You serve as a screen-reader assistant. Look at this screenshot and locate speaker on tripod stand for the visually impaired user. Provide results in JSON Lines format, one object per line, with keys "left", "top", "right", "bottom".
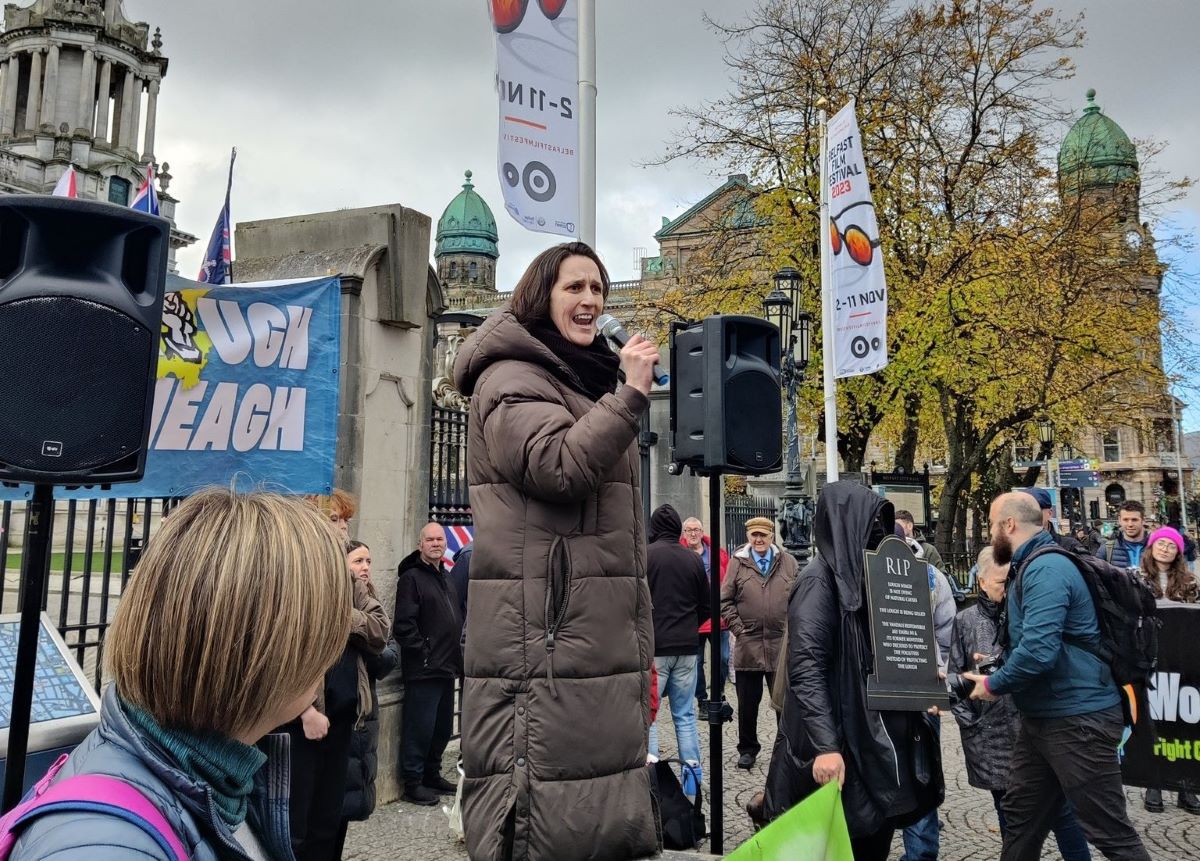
{"left": 0, "top": 195, "right": 169, "bottom": 811}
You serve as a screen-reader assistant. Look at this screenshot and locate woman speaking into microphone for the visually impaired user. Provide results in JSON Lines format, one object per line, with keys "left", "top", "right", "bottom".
{"left": 452, "top": 241, "right": 661, "bottom": 860}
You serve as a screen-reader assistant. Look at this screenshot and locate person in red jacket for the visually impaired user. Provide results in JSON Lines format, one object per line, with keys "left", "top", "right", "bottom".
{"left": 682, "top": 517, "right": 730, "bottom": 705}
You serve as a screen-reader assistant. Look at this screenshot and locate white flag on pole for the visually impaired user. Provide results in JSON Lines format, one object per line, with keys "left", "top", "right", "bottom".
{"left": 490, "top": 0, "right": 579, "bottom": 238}
{"left": 826, "top": 100, "right": 888, "bottom": 379}
{"left": 52, "top": 164, "right": 77, "bottom": 198}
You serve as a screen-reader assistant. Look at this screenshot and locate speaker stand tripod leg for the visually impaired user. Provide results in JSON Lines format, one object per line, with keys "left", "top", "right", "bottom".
{"left": 2, "top": 483, "right": 54, "bottom": 811}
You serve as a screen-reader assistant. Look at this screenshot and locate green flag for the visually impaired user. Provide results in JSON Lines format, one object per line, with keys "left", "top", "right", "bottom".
{"left": 725, "top": 782, "right": 853, "bottom": 860}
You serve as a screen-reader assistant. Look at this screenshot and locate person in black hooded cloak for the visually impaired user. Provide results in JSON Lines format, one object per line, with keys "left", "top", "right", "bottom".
{"left": 762, "top": 481, "right": 944, "bottom": 860}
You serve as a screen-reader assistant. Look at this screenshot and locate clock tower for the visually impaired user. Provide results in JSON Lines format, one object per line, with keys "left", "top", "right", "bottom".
{"left": 1057, "top": 88, "right": 1147, "bottom": 254}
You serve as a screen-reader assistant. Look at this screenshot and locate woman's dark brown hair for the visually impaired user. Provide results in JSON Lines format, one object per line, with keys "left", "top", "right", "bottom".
{"left": 509, "top": 241, "right": 610, "bottom": 324}
{"left": 1140, "top": 542, "right": 1199, "bottom": 602}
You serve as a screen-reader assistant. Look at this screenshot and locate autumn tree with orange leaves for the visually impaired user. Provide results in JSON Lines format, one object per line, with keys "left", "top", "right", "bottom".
{"left": 652, "top": 0, "right": 1191, "bottom": 555}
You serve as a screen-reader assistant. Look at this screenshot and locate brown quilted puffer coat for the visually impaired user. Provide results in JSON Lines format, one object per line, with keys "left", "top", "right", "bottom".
{"left": 452, "top": 308, "right": 659, "bottom": 861}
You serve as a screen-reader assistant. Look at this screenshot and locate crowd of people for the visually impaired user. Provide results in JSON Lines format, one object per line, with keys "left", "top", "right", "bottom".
{"left": 6, "top": 240, "right": 1198, "bottom": 861}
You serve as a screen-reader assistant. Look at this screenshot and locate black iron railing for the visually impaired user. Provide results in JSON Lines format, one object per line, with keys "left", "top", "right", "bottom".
{"left": 941, "top": 552, "right": 978, "bottom": 596}
{"left": 429, "top": 406, "right": 471, "bottom": 524}
{"left": 1, "top": 496, "right": 180, "bottom": 690}
{"left": 724, "top": 495, "right": 778, "bottom": 555}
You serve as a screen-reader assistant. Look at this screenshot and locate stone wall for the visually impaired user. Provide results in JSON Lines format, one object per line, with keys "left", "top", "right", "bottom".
{"left": 236, "top": 202, "right": 445, "bottom": 805}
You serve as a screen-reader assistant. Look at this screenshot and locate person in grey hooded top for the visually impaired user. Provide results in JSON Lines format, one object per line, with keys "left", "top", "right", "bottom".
{"left": 9, "top": 489, "right": 352, "bottom": 861}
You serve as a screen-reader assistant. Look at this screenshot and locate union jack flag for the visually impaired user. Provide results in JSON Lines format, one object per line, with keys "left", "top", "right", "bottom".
{"left": 198, "top": 148, "right": 236, "bottom": 285}
{"left": 443, "top": 524, "right": 474, "bottom": 570}
{"left": 130, "top": 163, "right": 159, "bottom": 216}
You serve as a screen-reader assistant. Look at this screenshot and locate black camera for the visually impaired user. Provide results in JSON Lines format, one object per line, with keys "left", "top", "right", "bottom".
{"left": 947, "top": 655, "right": 1002, "bottom": 704}
{"left": 947, "top": 674, "right": 974, "bottom": 704}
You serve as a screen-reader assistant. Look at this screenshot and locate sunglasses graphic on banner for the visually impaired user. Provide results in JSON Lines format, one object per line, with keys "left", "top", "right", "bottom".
{"left": 491, "top": 0, "right": 569, "bottom": 33}
{"left": 830, "top": 200, "right": 882, "bottom": 267}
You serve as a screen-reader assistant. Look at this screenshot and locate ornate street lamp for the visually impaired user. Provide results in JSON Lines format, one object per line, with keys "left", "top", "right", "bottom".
{"left": 794, "top": 310, "right": 812, "bottom": 369}
{"left": 1038, "top": 419, "right": 1055, "bottom": 448}
{"left": 764, "top": 269, "right": 814, "bottom": 561}
{"left": 1036, "top": 419, "right": 1058, "bottom": 525}
{"left": 762, "top": 286, "right": 793, "bottom": 348}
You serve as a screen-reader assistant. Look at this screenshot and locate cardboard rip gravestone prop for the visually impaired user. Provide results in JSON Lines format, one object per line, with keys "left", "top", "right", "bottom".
{"left": 864, "top": 536, "right": 949, "bottom": 711}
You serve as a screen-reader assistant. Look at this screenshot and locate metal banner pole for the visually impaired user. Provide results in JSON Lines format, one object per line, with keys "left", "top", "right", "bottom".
{"left": 706, "top": 471, "right": 725, "bottom": 854}
{"left": 819, "top": 105, "right": 839, "bottom": 482}
{"left": 576, "top": 0, "right": 597, "bottom": 246}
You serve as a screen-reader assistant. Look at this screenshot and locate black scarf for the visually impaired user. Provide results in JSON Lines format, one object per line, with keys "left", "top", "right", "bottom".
{"left": 528, "top": 318, "right": 620, "bottom": 402}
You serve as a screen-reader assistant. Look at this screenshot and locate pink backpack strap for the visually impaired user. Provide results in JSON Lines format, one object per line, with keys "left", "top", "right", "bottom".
{"left": 0, "top": 755, "right": 189, "bottom": 861}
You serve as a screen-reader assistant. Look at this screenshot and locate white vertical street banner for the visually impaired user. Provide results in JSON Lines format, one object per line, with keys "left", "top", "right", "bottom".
{"left": 490, "top": 0, "right": 580, "bottom": 237}
{"left": 826, "top": 100, "right": 888, "bottom": 378}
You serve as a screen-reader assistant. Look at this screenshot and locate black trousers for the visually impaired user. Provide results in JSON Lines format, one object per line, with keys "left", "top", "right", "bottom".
{"left": 734, "top": 670, "right": 774, "bottom": 756}
{"left": 1001, "top": 705, "right": 1150, "bottom": 861}
{"left": 287, "top": 711, "right": 355, "bottom": 861}
{"left": 851, "top": 828, "right": 895, "bottom": 861}
{"left": 401, "top": 677, "right": 455, "bottom": 786}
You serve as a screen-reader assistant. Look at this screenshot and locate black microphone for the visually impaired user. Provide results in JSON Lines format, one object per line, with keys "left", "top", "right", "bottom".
{"left": 596, "top": 314, "right": 669, "bottom": 386}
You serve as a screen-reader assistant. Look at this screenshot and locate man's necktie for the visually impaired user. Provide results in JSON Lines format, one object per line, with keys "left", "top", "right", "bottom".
{"left": 758, "top": 557, "right": 769, "bottom": 574}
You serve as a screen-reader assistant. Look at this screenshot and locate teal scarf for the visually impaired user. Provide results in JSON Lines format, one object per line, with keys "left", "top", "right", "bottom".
{"left": 122, "top": 700, "right": 266, "bottom": 829}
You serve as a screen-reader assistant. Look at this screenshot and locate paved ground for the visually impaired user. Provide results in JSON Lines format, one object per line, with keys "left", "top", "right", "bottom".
{"left": 344, "top": 683, "right": 1200, "bottom": 859}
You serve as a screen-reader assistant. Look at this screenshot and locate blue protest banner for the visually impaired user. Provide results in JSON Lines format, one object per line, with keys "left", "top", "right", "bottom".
{"left": 0, "top": 277, "right": 340, "bottom": 500}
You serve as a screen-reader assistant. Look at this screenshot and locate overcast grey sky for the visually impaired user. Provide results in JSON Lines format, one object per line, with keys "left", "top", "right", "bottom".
{"left": 136, "top": 0, "right": 1200, "bottom": 410}
{"left": 137, "top": 0, "right": 1198, "bottom": 276}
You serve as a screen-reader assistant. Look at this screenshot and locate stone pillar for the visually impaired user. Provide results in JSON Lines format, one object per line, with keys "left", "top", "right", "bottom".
{"left": 142, "top": 78, "right": 158, "bottom": 160}
{"left": 26, "top": 49, "right": 42, "bottom": 131}
{"left": 76, "top": 49, "right": 95, "bottom": 134}
{"left": 128, "top": 75, "right": 142, "bottom": 155}
{"left": 4, "top": 54, "right": 19, "bottom": 135}
{"left": 0, "top": 58, "right": 13, "bottom": 136}
{"left": 94, "top": 59, "right": 111, "bottom": 141}
{"left": 39, "top": 43, "right": 59, "bottom": 130}
{"left": 117, "top": 67, "right": 134, "bottom": 150}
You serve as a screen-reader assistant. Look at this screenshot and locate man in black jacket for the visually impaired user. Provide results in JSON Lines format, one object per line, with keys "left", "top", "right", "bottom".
{"left": 646, "top": 504, "right": 710, "bottom": 779}
{"left": 394, "top": 522, "right": 464, "bottom": 806}
{"left": 763, "top": 482, "right": 943, "bottom": 861}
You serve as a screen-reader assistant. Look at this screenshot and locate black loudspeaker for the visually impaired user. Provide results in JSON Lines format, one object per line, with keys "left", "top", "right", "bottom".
{"left": 669, "top": 315, "right": 782, "bottom": 475}
{"left": 0, "top": 196, "right": 169, "bottom": 485}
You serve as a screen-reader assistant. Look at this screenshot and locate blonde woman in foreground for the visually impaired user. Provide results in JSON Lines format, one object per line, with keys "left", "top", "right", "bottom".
{"left": 9, "top": 488, "right": 352, "bottom": 861}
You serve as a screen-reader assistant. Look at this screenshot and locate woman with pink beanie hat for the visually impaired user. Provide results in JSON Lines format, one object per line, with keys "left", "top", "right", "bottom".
{"left": 1138, "top": 525, "right": 1200, "bottom": 814}
{"left": 1139, "top": 526, "right": 1198, "bottom": 603}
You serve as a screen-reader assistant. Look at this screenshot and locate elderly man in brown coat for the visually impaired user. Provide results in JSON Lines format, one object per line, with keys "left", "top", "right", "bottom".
{"left": 721, "top": 516, "right": 799, "bottom": 769}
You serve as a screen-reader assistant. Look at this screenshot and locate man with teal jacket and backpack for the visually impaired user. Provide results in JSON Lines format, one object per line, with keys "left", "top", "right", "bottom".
{"left": 964, "top": 492, "right": 1150, "bottom": 861}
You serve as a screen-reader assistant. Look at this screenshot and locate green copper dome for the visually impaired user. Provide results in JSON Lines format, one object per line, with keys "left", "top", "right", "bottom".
{"left": 435, "top": 170, "right": 499, "bottom": 259}
{"left": 1058, "top": 89, "right": 1139, "bottom": 190}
